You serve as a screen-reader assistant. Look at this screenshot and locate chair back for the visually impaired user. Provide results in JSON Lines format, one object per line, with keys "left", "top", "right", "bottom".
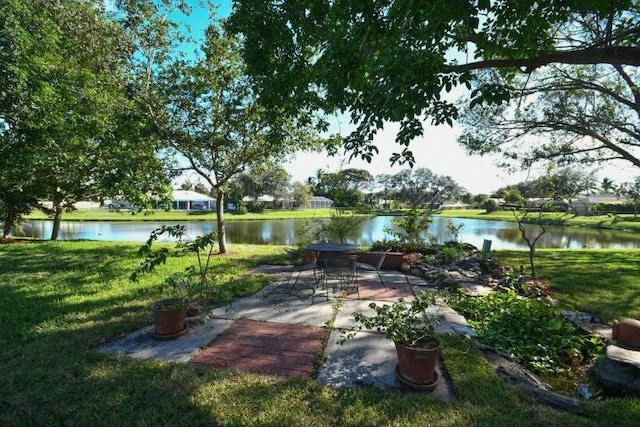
{"left": 284, "top": 248, "right": 302, "bottom": 265}
{"left": 374, "top": 250, "right": 390, "bottom": 271}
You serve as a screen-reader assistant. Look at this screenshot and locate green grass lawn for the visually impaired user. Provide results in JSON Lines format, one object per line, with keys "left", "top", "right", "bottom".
{"left": 496, "top": 249, "right": 640, "bottom": 322}
{"left": 1, "top": 242, "right": 639, "bottom": 425}
{"left": 435, "top": 209, "right": 640, "bottom": 232}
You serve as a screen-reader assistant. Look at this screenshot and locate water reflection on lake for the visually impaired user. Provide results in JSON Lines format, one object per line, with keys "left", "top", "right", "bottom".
{"left": 23, "top": 216, "right": 640, "bottom": 250}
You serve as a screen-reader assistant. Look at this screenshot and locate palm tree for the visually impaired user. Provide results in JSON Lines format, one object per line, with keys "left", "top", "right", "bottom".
{"left": 601, "top": 177, "right": 616, "bottom": 194}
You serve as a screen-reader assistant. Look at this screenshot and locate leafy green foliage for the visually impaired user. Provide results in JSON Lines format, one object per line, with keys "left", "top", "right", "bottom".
{"left": 246, "top": 202, "right": 265, "bottom": 213}
{"left": 131, "top": 225, "right": 224, "bottom": 308}
{"left": 343, "top": 292, "right": 441, "bottom": 348}
{"left": 229, "top": 1, "right": 639, "bottom": 165}
{"left": 319, "top": 209, "right": 367, "bottom": 243}
{"left": 446, "top": 290, "right": 605, "bottom": 374}
{"left": 385, "top": 208, "right": 433, "bottom": 246}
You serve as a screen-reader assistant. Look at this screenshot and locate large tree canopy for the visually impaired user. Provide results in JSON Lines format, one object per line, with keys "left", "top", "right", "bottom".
{"left": 0, "top": 0, "right": 171, "bottom": 239}
{"left": 228, "top": 1, "right": 640, "bottom": 165}
{"left": 458, "top": 62, "right": 640, "bottom": 171}
{"left": 158, "top": 25, "right": 323, "bottom": 252}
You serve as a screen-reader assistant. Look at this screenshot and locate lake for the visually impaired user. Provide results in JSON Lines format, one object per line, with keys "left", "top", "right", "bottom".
{"left": 21, "top": 216, "right": 640, "bottom": 250}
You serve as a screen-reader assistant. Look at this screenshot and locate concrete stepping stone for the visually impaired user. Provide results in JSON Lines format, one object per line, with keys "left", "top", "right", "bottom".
{"left": 427, "top": 304, "right": 478, "bottom": 337}
{"left": 98, "top": 317, "right": 233, "bottom": 363}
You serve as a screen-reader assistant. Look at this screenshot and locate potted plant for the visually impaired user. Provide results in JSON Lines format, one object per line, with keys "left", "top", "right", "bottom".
{"left": 343, "top": 291, "right": 442, "bottom": 390}
{"left": 130, "top": 225, "right": 222, "bottom": 340}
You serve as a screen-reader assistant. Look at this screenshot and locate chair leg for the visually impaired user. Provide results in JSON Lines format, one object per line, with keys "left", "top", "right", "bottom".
{"left": 311, "top": 271, "right": 329, "bottom": 303}
{"left": 288, "top": 269, "right": 303, "bottom": 293}
{"left": 377, "top": 270, "right": 388, "bottom": 291}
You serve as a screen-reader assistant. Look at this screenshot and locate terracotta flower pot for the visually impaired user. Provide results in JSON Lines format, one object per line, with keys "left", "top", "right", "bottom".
{"left": 302, "top": 251, "right": 317, "bottom": 264}
{"left": 151, "top": 298, "right": 187, "bottom": 340}
{"left": 612, "top": 318, "right": 640, "bottom": 349}
{"left": 394, "top": 341, "right": 441, "bottom": 390}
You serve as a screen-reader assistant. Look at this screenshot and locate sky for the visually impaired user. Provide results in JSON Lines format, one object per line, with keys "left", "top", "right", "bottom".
{"left": 174, "top": 1, "right": 637, "bottom": 195}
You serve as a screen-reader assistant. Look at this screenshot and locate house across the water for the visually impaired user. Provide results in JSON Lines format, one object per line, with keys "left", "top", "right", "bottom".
{"left": 172, "top": 190, "right": 215, "bottom": 211}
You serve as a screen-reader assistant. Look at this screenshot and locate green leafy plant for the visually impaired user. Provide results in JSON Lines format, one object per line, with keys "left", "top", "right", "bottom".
{"left": 320, "top": 209, "right": 366, "bottom": 243}
{"left": 130, "top": 225, "right": 227, "bottom": 310}
{"left": 433, "top": 242, "right": 467, "bottom": 264}
{"left": 342, "top": 291, "right": 441, "bottom": 347}
{"left": 294, "top": 219, "right": 320, "bottom": 253}
{"left": 234, "top": 205, "right": 248, "bottom": 215}
{"left": 446, "top": 290, "right": 605, "bottom": 374}
{"left": 446, "top": 220, "right": 465, "bottom": 243}
{"left": 384, "top": 208, "right": 433, "bottom": 246}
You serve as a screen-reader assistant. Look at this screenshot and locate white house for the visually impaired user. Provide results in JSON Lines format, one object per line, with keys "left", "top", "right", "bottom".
{"left": 571, "top": 194, "right": 628, "bottom": 215}
{"left": 172, "top": 190, "right": 215, "bottom": 211}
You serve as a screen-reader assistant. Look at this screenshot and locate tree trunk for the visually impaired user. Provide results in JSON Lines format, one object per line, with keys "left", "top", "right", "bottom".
{"left": 51, "top": 204, "right": 63, "bottom": 241}
{"left": 216, "top": 188, "right": 227, "bottom": 253}
{"left": 2, "top": 219, "right": 11, "bottom": 239}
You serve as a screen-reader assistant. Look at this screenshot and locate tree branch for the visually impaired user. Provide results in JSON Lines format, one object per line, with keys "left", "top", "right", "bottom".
{"left": 450, "top": 47, "right": 640, "bottom": 73}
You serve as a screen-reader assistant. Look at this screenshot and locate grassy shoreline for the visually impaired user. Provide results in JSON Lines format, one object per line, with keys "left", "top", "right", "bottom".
{"left": 25, "top": 207, "right": 640, "bottom": 233}
{"left": 1, "top": 241, "right": 640, "bottom": 425}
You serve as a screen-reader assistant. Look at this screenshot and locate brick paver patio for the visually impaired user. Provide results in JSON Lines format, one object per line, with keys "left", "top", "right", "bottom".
{"left": 190, "top": 318, "right": 326, "bottom": 378}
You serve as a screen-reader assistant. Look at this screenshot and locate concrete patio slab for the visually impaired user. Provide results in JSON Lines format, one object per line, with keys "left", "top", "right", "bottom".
{"left": 318, "top": 330, "right": 454, "bottom": 401}
{"left": 98, "top": 317, "right": 233, "bottom": 363}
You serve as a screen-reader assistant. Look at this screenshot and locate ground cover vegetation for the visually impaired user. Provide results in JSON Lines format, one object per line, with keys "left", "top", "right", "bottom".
{"left": 2, "top": 241, "right": 640, "bottom": 425}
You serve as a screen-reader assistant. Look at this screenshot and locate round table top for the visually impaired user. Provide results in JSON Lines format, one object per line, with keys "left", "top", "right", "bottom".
{"left": 305, "top": 243, "right": 360, "bottom": 253}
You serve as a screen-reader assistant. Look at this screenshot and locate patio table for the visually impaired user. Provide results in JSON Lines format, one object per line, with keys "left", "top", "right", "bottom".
{"left": 306, "top": 243, "right": 360, "bottom": 298}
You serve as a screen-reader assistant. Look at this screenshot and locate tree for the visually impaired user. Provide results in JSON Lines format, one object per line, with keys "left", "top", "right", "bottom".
{"left": 229, "top": 1, "right": 640, "bottom": 165}
{"left": 472, "top": 194, "right": 490, "bottom": 209}
{"left": 601, "top": 177, "right": 617, "bottom": 194}
{"left": 159, "top": 25, "right": 320, "bottom": 252}
{"left": 536, "top": 166, "right": 596, "bottom": 212}
{"left": 180, "top": 181, "right": 195, "bottom": 191}
{"left": 512, "top": 204, "right": 547, "bottom": 278}
{"left": 193, "top": 182, "right": 209, "bottom": 195}
{"left": 619, "top": 178, "right": 640, "bottom": 217}
{"left": 236, "top": 163, "right": 291, "bottom": 208}
{"left": 1, "top": 0, "right": 171, "bottom": 240}
{"left": 391, "top": 168, "right": 464, "bottom": 209}
{"left": 315, "top": 168, "right": 373, "bottom": 208}
{"left": 502, "top": 189, "right": 524, "bottom": 207}
{"left": 291, "top": 182, "right": 313, "bottom": 209}
{"left": 458, "top": 63, "right": 640, "bottom": 172}
{"left": 375, "top": 173, "right": 396, "bottom": 209}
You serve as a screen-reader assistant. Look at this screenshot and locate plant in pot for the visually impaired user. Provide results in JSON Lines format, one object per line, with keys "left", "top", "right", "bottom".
{"left": 130, "top": 225, "right": 223, "bottom": 340}
{"left": 342, "top": 291, "right": 443, "bottom": 390}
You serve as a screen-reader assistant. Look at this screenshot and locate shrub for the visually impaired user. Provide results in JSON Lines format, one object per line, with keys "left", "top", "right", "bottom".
{"left": 234, "top": 205, "right": 248, "bottom": 215}
{"left": 482, "top": 199, "right": 498, "bottom": 212}
{"left": 247, "top": 201, "right": 264, "bottom": 213}
{"left": 320, "top": 209, "right": 366, "bottom": 243}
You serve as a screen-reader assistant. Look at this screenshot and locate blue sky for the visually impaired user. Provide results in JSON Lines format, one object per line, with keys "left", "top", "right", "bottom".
{"left": 175, "top": 1, "right": 635, "bottom": 194}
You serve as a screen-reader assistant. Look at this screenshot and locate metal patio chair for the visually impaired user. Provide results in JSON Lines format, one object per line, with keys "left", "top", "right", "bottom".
{"left": 356, "top": 249, "right": 390, "bottom": 291}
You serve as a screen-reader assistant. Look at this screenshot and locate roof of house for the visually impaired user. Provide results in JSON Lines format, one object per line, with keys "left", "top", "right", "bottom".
{"left": 311, "top": 196, "right": 334, "bottom": 202}
{"left": 172, "top": 190, "right": 215, "bottom": 202}
{"left": 574, "top": 194, "right": 628, "bottom": 204}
